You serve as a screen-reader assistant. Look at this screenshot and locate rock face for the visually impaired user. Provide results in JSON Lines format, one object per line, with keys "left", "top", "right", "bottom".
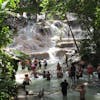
{"left": 8, "top": 14, "right": 82, "bottom": 58}
{"left": 31, "top": 52, "right": 49, "bottom": 60}
{"left": 56, "top": 42, "right": 74, "bottom": 48}
{"left": 56, "top": 50, "right": 68, "bottom": 57}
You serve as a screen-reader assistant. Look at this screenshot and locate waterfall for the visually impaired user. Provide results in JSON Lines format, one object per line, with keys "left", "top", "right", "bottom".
{"left": 9, "top": 14, "right": 84, "bottom": 61}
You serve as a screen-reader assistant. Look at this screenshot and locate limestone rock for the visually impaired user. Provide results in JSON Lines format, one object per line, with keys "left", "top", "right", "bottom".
{"left": 56, "top": 42, "right": 74, "bottom": 48}
{"left": 31, "top": 52, "right": 49, "bottom": 60}
{"left": 56, "top": 50, "right": 68, "bottom": 57}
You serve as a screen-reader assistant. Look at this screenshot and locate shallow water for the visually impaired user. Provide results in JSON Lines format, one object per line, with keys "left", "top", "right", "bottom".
{"left": 16, "top": 62, "right": 100, "bottom": 100}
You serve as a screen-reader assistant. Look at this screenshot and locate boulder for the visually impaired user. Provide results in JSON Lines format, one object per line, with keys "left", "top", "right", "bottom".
{"left": 31, "top": 52, "right": 49, "bottom": 60}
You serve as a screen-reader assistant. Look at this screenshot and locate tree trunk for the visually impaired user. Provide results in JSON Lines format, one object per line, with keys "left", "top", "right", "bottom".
{"left": 65, "top": 14, "right": 80, "bottom": 53}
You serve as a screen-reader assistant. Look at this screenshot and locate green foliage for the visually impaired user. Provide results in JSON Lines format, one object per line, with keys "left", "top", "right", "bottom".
{"left": 0, "top": 0, "right": 20, "bottom": 99}
{"left": 67, "top": 0, "right": 97, "bottom": 17}
{"left": 15, "top": 0, "right": 42, "bottom": 14}
{"left": 79, "top": 39, "right": 92, "bottom": 61}
{"left": 0, "top": 50, "right": 17, "bottom": 99}
{"left": 40, "top": 0, "right": 67, "bottom": 19}
{"left": 40, "top": 0, "right": 100, "bottom": 64}
{"left": 95, "top": 6, "right": 100, "bottom": 29}
{"left": 40, "top": 0, "right": 56, "bottom": 12}
{"left": 67, "top": 0, "right": 100, "bottom": 64}
{"left": 0, "top": 79, "right": 16, "bottom": 100}
{"left": 0, "top": 50, "right": 14, "bottom": 76}
{"left": 0, "top": 92, "right": 9, "bottom": 100}
{"left": 0, "top": 0, "right": 19, "bottom": 10}
{"left": 13, "top": 50, "right": 29, "bottom": 60}
{"left": 0, "top": 26, "right": 12, "bottom": 49}
{"left": 15, "top": 5, "right": 36, "bottom": 13}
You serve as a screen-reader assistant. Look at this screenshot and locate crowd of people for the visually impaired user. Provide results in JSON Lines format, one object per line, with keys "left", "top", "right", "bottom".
{"left": 17, "top": 57, "right": 100, "bottom": 100}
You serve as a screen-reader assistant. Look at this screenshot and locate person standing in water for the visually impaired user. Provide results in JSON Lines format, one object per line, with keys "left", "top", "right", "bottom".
{"left": 38, "top": 88, "right": 44, "bottom": 98}
{"left": 38, "top": 60, "right": 42, "bottom": 69}
{"left": 97, "top": 64, "right": 100, "bottom": 81}
{"left": 43, "top": 71, "right": 46, "bottom": 78}
{"left": 43, "top": 59, "right": 47, "bottom": 69}
{"left": 60, "top": 79, "right": 69, "bottom": 97}
{"left": 57, "top": 62, "right": 62, "bottom": 71}
{"left": 76, "top": 84, "right": 86, "bottom": 100}
{"left": 46, "top": 71, "right": 51, "bottom": 80}
{"left": 23, "top": 74, "right": 31, "bottom": 90}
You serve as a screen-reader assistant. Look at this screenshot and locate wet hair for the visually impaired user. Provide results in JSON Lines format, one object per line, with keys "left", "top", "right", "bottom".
{"left": 43, "top": 71, "right": 46, "bottom": 73}
{"left": 47, "top": 71, "right": 49, "bottom": 73}
{"left": 25, "top": 74, "right": 28, "bottom": 77}
{"left": 64, "top": 79, "right": 67, "bottom": 82}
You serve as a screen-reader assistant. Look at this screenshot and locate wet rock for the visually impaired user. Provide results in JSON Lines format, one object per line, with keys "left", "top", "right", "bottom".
{"left": 43, "top": 26, "right": 51, "bottom": 36}
{"left": 31, "top": 52, "right": 49, "bottom": 60}
{"left": 56, "top": 42, "right": 74, "bottom": 48}
{"left": 36, "top": 21, "right": 51, "bottom": 36}
{"left": 35, "top": 35, "right": 42, "bottom": 41}
{"left": 56, "top": 50, "right": 68, "bottom": 57}
{"left": 54, "top": 21, "right": 62, "bottom": 28}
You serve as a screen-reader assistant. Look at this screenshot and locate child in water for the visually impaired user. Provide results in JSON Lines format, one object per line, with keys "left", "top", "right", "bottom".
{"left": 23, "top": 74, "right": 31, "bottom": 89}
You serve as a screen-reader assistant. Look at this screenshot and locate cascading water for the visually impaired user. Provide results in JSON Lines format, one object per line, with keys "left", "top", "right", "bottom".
{"left": 9, "top": 13, "right": 84, "bottom": 63}
{"left": 12, "top": 14, "right": 100, "bottom": 100}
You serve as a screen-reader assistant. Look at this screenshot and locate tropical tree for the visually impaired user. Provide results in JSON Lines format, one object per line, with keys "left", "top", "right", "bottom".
{"left": 40, "top": 0, "right": 100, "bottom": 65}
{"left": 67, "top": 0, "right": 100, "bottom": 65}
{"left": 0, "top": 0, "right": 19, "bottom": 99}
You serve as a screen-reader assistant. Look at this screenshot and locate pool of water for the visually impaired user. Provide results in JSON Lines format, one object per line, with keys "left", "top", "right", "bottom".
{"left": 16, "top": 61, "right": 100, "bottom": 100}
